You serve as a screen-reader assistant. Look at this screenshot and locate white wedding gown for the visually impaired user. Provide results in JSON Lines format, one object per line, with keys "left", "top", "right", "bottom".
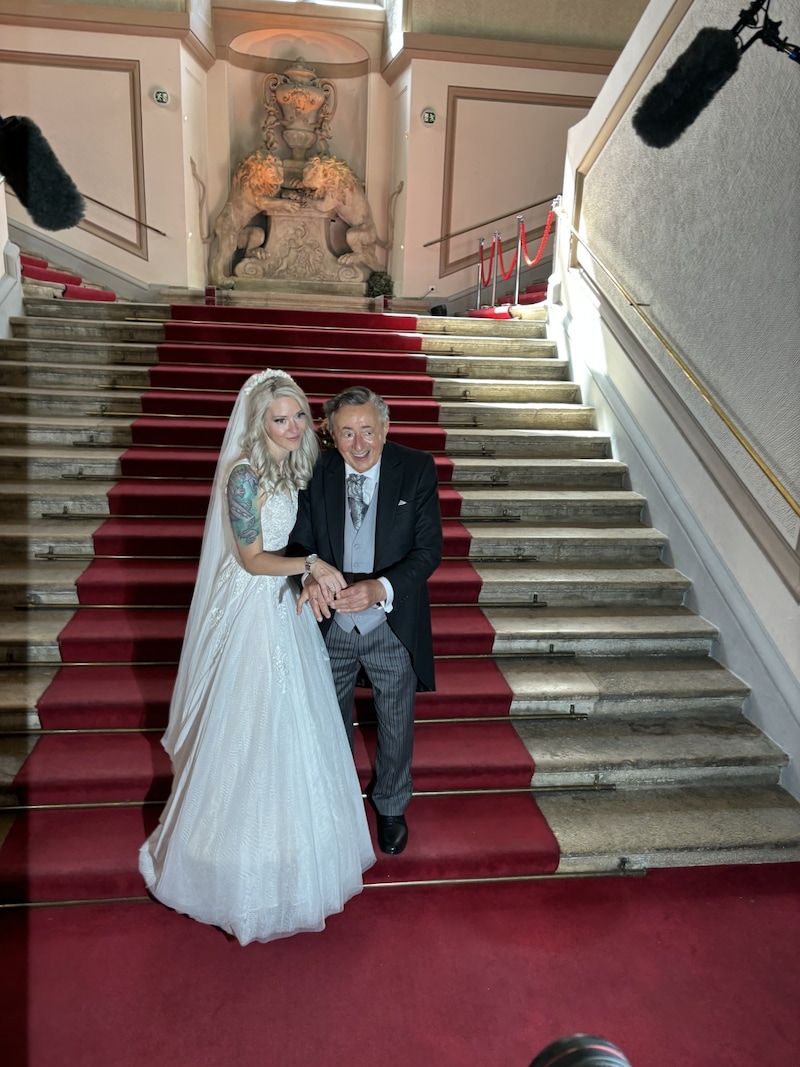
{"left": 139, "top": 488, "right": 375, "bottom": 946}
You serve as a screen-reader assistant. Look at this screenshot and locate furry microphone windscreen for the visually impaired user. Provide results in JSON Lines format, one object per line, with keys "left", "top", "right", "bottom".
{"left": 0, "top": 115, "right": 85, "bottom": 230}
{"left": 632, "top": 27, "right": 742, "bottom": 148}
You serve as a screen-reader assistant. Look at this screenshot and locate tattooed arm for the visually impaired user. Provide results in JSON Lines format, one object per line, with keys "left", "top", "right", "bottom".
{"left": 226, "top": 464, "right": 346, "bottom": 589}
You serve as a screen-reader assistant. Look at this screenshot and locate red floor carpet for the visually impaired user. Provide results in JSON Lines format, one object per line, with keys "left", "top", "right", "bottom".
{"left": 2, "top": 863, "right": 799, "bottom": 1067}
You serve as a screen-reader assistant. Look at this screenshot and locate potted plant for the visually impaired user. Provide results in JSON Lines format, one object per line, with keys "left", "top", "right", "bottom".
{"left": 366, "top": 270, "right": 394, "bottom": 308}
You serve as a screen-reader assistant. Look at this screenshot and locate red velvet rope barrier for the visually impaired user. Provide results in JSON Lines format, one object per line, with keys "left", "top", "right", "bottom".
{"left": 478, "top": 239, "right": 496, "bottom": 288}
{"left": 520, "top": 209, "right": 555, "bottom": 267}
{"left": 479, "top": 210, "right": 556, "bottom": 292}
{"left": 496, "top": 239, "right": 517, "bottom": 282}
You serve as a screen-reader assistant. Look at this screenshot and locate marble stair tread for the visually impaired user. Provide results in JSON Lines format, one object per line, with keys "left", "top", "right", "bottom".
{"left": 417, "top": 314, "right": 547, "bottom": 335}
{"left": 0, "top": 444, "right": 124, "bottom": 482}
{"left": 433, "top": 379, "right": 580, "bottom": 402}
{"left": 0, "top": 413, "right": 133, "bottom": 448}
{"left": 420, "top": 335, "right": 556, "bottom": 356}
{"left": 0, "top": 607, "right": 75, "bottom": 662}
{"left": 0, "top": 560, "right": 92, "bottom": 608}
{"left": 515, "top": 715, "right": 786, "bottom": 787}
{"left": 0, "top": 360, "right": 151, "bottom": 391}
{"left": 483, "top": 606, "right": 718, "bottom": 656}
{"left": 473, "top": 563, "right": 690, "bottom": 606}
{"left": 11, "top": 316, "right": 166, "bottom": 343}
{"left": 0, "top": 666, "right": 60, "bottom": 722}
{"left": 443, "top": 427, "right": 611, "bottom": 457}
{"left": 537, "top": 784, "right": 800, "bottom": 872}
{"left": 460, "top": 524, "right": 667, "bottom": 562}
{"left": 425, "top": 355, "right": 568, "bottom": 379}
{"left": 0, "top": 479, "right": 117, "bottom": 519}
{"left": 500, "top": 656, "right": 749, "bottom": 716}
{"left": 23, "top": 299, "right": 170, "bottom": 322}
{"left": 437, "top": 401, "right": 595, "bottom": 429}
{"left": 0, "top": 338, "right": 158, "bottom": 364}
{"left": 449, "top": 459, "right": 627, "bottom": 489}
{"left": 0, "top": 384, "right": 145, "bottom": 417}
{"left": 457, "top": 488, "right": 645, "bottom": 523}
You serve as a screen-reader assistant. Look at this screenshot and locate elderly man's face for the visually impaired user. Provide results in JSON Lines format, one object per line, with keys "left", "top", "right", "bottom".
{"left": 329, "top": 401, "right": 388, "bottom": 473}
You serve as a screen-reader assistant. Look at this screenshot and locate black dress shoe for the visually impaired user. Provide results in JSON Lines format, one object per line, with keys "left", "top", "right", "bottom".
{"left": 376, "top": 814, "right": 408, "bottom": 855}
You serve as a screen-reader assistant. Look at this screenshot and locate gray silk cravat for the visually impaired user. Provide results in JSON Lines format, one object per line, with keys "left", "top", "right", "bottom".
{"left": 347, "top": 473, "right": 368, "bottom": 531}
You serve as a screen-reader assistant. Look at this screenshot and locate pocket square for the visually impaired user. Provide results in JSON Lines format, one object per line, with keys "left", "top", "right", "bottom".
{"left": 398, "top": 499, "right": 407, "bottom": 506}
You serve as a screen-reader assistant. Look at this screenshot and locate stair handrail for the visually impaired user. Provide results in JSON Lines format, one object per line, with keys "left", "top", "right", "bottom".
{"left": 423, "top": 194, "right": 559, "bottom": 248}
{"left": 4, "top": 184, "right": 167, "bottom": 237}
{"left": 566, "top": 221, "right": 800, "bottom": 518}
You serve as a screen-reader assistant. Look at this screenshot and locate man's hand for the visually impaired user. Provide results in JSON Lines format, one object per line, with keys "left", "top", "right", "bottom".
{"left": 332, "top": 579, "right": 386, "bottom": 615}
{"left": 308, "top": 558, "right": 346, "bottom": 603}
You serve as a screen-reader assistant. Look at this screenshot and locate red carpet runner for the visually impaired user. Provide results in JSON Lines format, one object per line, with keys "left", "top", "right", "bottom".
{"left": 0, "top": 304, "right": 559, "bottom": 904}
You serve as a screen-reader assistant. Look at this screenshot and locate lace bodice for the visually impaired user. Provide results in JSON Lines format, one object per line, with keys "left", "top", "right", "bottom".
{"left": 260, "top": 489, "right": 298, "bottom": 552}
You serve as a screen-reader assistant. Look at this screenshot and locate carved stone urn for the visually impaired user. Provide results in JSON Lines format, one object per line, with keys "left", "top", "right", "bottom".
{"left": 262, "top": 58, "right": 336, "bottom": 166}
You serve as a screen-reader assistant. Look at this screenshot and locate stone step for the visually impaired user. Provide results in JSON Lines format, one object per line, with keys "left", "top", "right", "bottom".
{"left": 473, "top": 563, "right": 690, "bottom": 608}
{"left": 0, "top": 608, "right": 76, "bottom": 663}
{"left": 0, "top": 480, "right": 118, "bottom": 519}
{"left": 537, "top": 784, "right": 800, "bottom": 872}
{"left": 438, "top": 401, "right": 595, "bottom": 430}
{"left": 417, "top": 314, "right": 547, "bottom": 336}
{"left": 0, "top": 338, "right": 157, "bottom": 365}
{"left": 499, "top": 656, "right": 749, "bottom": 717}
{"left": 426, "top": 354, "right": 569, "bottom": 380}
{"left": 10, "top": 313, "right": 550, "bottom": 352}
{"left": 444, "top": 428, "right": 610, "bottom": 458}
{"left": 433, "top": 379, "right": 580, "bottom": 403}
{"left": 23, "top": 298, "right": 169, "bottom": 322}
{"left": 0, "top": 386, "right": 143, "bottom": 418}
{"left": 0, "top": 561, "right": 690, "bottom": 611}
{"left": 0, "top": 606, "right": 717, "bottom": 665}
{"left": 449, "top": 457, "right": 626, "bottom": 489}
{"left": 421, "top": 335, "right": 557, "bottom": 357}
{"left": 11, "top": 317, "right": 166, "bottom": 345}
{"left": 484, "top": 607, "right": 718, "bottom": 657}
{"left": 0, "top": 445, "right": 124, "bottom": 482}
{"left": 0, "top": 519, "right": 667, "bottom": 566}
{"left": 513, "top": 714, "right": 785, "bottom": 788}
{"left": 0, "top": 414, "right": 133, "bottom": 448}
{"left": 0, "top": 666, "right": 58, "bottom": 730}
{"left": 0, "top": 360, "right": 149, "bottom": 392}
{"left": 458, "top": 489, "right": 644, "bottom": 524}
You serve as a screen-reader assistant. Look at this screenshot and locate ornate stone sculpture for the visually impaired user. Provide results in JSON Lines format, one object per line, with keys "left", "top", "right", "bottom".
{"left": 209, "top": 58, "right": 385, "bottom": 290}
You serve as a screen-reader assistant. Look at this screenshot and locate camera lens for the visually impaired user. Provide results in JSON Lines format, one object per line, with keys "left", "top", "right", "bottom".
{"left": 529, "top": 1033, "right": 632, "bottom": 1067}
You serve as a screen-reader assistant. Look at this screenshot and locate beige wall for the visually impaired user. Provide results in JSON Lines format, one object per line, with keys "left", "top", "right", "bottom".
{"left": 554, "top": 0, "right": 800, "bottom": 795}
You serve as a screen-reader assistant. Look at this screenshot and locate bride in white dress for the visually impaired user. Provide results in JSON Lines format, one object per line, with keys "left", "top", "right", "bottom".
{"left": 139, "top": 369, "right": 375, "bottom": 945}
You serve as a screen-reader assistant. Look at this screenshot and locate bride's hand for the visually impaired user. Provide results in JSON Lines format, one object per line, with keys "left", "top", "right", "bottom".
{"left": 308, "top": 559, "right": 346, "bottom": 603}
{"left": 298, "top": 579, "right": 330, "bottom": 621}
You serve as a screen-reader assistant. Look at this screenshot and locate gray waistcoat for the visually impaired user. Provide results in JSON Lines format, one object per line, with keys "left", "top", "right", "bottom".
{"left": 334, "top": 487, "right": 386, "bottom": 635}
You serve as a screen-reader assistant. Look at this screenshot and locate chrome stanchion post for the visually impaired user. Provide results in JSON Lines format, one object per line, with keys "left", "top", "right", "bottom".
{"left": 476, "top": 237, "right": 484, "bottom": 308}
{"left": 491, "top": 232, "right": 500, "bottom": 308}
{"left": 514, "top": 215, "right": 524, "bottom": 304}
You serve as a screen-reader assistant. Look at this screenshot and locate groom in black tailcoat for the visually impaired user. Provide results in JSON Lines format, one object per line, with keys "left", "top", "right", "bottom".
{"left": 290, "top": 386, "right": 442, "bottom": 854}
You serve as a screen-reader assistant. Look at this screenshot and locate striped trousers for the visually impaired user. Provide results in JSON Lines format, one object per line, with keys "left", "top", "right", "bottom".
{"left": 325, "top": 620, "right": 416, "bottom": 816}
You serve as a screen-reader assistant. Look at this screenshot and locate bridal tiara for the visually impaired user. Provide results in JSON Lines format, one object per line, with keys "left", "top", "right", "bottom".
{"left": 243, "top": 368, "right": 295, "bottom": 394}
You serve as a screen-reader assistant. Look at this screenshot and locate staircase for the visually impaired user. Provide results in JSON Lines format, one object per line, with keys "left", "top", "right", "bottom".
{"left": 3, "top": 290, "right": 800, "bottom": 906}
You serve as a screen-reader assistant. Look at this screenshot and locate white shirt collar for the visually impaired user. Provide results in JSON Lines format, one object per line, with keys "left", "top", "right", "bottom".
{"left": 344, "top": 458, "right": 381, "bottom": 485}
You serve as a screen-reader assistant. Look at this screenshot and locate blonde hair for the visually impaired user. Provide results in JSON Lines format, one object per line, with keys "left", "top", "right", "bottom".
{"left": 238, "top": 376, "right": 319, "bottom": 495}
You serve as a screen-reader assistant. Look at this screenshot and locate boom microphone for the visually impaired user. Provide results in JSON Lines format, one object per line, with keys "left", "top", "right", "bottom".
{"left": 632, "top": 26, "right": 741, "bottom": 148}
{"left": 0, "top": 115, "right": 85, "bottom": 230}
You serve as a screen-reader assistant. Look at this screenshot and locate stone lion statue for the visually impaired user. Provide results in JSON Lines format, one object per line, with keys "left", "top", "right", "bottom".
{"left": 301, "top": 156, "right": 384, "bottom": 274}
{"left": 209, "top": 150, "right": 299, "bottom": 284}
